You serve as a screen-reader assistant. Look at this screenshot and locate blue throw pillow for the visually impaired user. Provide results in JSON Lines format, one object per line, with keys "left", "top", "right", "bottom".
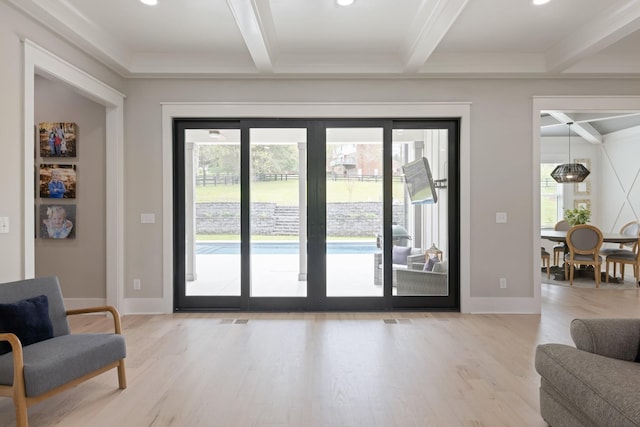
{"left": 392, "top": 246, "right": 412, "bottom": 265}
{"left": 0, "top": 294, "right": 54, "bottom": 355}
{"left": 423, "top": 256, "right": 438, "bottom": 271}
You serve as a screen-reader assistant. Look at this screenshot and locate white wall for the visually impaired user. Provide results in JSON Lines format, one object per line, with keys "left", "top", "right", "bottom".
{"left": 600, "top": 126, "right": 640, "bottom": 232}
{"left": 34, "top": 76, "right": 107, "bottom": 300}
{"left": 2, "top": 2, "right": 640, "bottom": 312}
{"left": 0, "top": 2, "right": 124, "bottom": 283}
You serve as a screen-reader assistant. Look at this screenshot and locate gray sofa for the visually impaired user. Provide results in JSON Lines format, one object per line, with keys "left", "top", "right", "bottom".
{"left": 396, "top": 260, "right": 448, "bottom": 295}
{"left": 535, "top": 318, "right": 640, "bottom": 427}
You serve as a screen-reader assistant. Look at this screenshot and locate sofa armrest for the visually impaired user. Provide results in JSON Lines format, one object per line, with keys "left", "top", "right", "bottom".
{"left": 66, "top": 306, "right": 123, "bottom": 335}
{"left": 570, "top": 318, "right": 640, "bottom": 362}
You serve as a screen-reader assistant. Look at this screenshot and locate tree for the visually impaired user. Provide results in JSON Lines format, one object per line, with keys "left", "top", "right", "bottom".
{"left": 197, "top": 144, "right": 240, "bottom": 185}
{"left": 251, "top": 145, "right": 298, "bottom": 176}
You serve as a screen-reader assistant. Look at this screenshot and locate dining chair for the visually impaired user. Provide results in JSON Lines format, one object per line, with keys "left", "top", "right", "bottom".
{"left": 600, "top": 221, "right": 640, "bottom": 277}
{"left": 564, "top": 224, "right": 604, "bottom": 287}
{"left": 605, "top": 237, "right": 640, "bottom": 286}
{"left": 541, "top": 247, "right": 550, "bottom": 279}
{"left": 553, "top": 220, "right": 571, "bottom": 266}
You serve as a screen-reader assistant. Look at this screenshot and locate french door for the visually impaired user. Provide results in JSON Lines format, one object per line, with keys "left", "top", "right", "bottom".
{"left": 173, "top": 118, "right": 459, "bottom": 311}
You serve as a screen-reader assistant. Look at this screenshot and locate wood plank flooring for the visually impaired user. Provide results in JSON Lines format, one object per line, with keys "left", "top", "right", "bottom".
{"left": 1, "top": 284, "right": 639, "bottom": 426}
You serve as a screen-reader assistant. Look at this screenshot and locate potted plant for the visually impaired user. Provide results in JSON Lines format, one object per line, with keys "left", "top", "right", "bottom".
{"left": 564, "top": 207, "right": 591, "bottom": 226}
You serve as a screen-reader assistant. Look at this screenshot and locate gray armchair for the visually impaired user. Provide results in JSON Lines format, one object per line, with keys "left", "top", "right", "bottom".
{"left": 535, "top": 318, "right": 640, "bottom": 426}
{"left": 0, "top": 276, "right": 126, "bottom": 427}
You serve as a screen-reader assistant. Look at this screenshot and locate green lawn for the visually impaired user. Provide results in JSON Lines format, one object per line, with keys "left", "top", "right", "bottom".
{"left": 196, "top": 179, "right": 404, "bottom": 203}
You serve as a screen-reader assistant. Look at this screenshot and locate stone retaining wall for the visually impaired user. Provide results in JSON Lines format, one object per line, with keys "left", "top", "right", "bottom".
{"left": 196, "top": 202, "right": 405, "bottom": 236}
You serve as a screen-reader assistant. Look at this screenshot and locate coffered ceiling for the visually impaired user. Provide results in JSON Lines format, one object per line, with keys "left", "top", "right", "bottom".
{"left": 6, "top": 0, "right": 640, "bottom": 78}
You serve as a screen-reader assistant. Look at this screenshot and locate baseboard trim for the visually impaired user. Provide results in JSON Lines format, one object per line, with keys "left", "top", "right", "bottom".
{"left": 122, "top": 298, "right": 167, "bottom": 315}
{"left": 465, "top": 297, "right": 541, "bottom": 314}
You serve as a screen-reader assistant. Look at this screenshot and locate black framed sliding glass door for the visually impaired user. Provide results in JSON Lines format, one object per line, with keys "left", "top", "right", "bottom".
{"left": 173, "top": 118, "right": 459, "bottom": 311}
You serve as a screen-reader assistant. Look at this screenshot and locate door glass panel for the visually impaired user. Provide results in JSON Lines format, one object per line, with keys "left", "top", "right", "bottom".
{"left": 186, "top": 129, "right": 241, "bottom": 296}
{"left": 326, "top": 128, "right": 383, "bottom": 297}
{"left": 392, "top": 129, "right": 449, "bottom": 296}
{"left": 250, "top": 129, "right": 307, "bottom": 297}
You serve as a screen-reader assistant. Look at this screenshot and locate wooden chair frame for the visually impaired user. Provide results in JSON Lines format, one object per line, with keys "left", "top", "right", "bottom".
{"left": 605, "top": 238, "right": 640, "bottom": 286}
{"left": 541, "top": 248, "right": 550, "bottom": 279}
{"left": 0, "top": 306, "right": 126, "bottom": 427}
{"left": 564, "top": 224, "right": 604, "bottom": 288}
{"left": 553, "top": 220, "right": 571, "bottom": 266}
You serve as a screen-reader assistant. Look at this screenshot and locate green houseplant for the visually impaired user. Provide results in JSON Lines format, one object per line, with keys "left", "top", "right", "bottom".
{"left": 564, "top": 207, "right": 591, "bottom": 226}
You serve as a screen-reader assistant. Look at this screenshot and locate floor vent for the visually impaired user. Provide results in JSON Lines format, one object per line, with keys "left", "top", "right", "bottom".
{"left": 397, "top": 318, "right": 413, "bottom": 324}
{"left": 383, "top": 319, "right": 398, "bottom": 324}
{"left": 234, "top": 319, "right": 249, "bottom": 324}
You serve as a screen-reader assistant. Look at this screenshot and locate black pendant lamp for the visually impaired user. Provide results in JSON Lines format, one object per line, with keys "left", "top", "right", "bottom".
{"left": 550, "top": 122, "right": 590, "bottom": 183}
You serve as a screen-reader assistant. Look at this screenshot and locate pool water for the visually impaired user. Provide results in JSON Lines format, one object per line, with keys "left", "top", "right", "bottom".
{"left": 196, "top": 241, "right": 377, "bottom": 255}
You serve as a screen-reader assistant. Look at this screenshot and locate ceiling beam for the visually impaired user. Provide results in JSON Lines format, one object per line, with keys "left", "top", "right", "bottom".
{"left": 226, "top": 0, "right": 274, "bottom": 73}
{"left": 547, "top": 112, "right": 603, "bottom": 144}
{"left": 545, "top": 0, "right": 640, "bottom": 73}
{"left": 402, "top": 0, "right": 470, "bottom": 73}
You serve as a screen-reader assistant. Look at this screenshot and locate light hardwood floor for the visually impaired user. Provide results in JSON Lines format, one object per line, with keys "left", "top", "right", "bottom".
{"left": 2, "top": 284, "right": 639, "bottom": 427}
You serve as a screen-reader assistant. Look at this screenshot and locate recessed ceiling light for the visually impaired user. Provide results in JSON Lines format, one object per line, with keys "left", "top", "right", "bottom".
{"left": 336, "top": 0, "right": 355, "bottom": 6}
{"left": 532, "top": 0, "right": 551, "bottom": 5}
{"left": 140, "top": 0, "right": 158, "bottom": 5}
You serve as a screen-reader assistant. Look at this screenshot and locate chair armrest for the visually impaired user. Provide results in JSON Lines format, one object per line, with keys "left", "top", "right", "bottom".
{"left": 0, "top": 333, "right": 26, "bottom": 395}
{"left": 570, "top": 318, "right": 640, "bottom": 362}
{"left": 407, "top": 253, "right": 425, "bottom": 267}
{"left": 410, "top": 262, "right": 426, "bottom": 271}
{"left": 66, "top": 306, "right": 123, "bottom": 334}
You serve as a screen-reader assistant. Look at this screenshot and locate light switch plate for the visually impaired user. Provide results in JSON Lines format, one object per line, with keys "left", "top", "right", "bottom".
{"left": 140, "top": 213, "right": 155, "bottom": 224}
{"left": 496, "top": 212, "right": 507, "bottom": 223}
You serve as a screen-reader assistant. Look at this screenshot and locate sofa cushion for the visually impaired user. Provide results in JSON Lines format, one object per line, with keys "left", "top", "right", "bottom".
{"left": 0, "top": 295, "right": 54, "bottom": 355}
{"left": 423, "top": 256, "right": 438, "bottom": 271}
{"left": 392, "top": 246, "right": 412, "bottom": 265}
{"left": 0, "top": 333, "right": 126, "bottom": 397}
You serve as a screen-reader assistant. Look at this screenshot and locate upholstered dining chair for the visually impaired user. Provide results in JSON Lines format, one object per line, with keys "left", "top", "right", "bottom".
{"left": 564, "top": 224, "right": 604, "bottom": 287}
{"left": 605, "top": 237, "right": 640, "bottom": 286}
{"left": 600, "top": 221, "right": 640, "bottom": 277}
{"left": 553, "top": 220, "right": 571, "bottom": 266}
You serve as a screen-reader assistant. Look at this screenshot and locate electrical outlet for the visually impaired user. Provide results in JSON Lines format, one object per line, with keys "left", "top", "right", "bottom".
{"left": 0, "top": 217, "right": 8, "bottom": 234}
{"left": 133, "top": 279, "right": 141, "bottom": 291}
{"left": 499, "top": 278, "right": 507, "bottom": 289}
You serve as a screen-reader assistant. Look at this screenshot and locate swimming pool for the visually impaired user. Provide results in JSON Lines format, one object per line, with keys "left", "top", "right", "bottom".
{"left": 196, "top": 241, "right": 377, "bottom": 255}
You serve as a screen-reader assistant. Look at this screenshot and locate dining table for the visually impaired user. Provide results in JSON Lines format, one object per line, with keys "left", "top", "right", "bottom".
{"left": 541, "top": 229, "right": 638, "bottom": 245}
{"left": 541, "top": 229, "right": 638, "bottom": 282}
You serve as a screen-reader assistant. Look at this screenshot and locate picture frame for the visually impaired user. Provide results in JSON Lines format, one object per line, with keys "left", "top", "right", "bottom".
{"left": 574, "top": 199, "right": 591, "bottom": 211}
{"left": 39, "top": 204, "right": 76, "bottom": 239}
{"left": 573, "top": 158, "right": 591, "bottom": 196}
{"left": 39, "top": 164, "right": 77, "bottom": 199}
{"left": 38, "top": 122, "right": 78, "bottom": 158}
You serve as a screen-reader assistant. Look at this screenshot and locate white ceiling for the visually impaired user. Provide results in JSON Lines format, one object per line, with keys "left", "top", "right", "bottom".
{"left": 9, "top": 0, "right": 640, "bottom": 138}
{"left": 7, "top": 0, "right": 640, "bottom": 77}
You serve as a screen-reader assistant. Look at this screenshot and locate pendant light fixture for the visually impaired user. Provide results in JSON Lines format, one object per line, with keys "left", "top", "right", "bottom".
{"left": 550, "top": 122, "right": 590, "bottom": 183}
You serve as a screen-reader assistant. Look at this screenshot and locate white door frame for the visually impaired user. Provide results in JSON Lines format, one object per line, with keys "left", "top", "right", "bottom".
{"left": 23, "top": 40, "right": 125, "bottom": 310}
{"left": 161, "top": 102, "right": 471, "bottom": 313}
{"left": 532, "top": 95, "right": 640, "bottom": 302}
